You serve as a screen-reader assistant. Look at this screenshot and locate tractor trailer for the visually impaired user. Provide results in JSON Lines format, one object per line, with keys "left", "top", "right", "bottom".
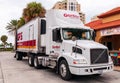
{"left": 15, "top": 9, "right": 113, "bottom": 80}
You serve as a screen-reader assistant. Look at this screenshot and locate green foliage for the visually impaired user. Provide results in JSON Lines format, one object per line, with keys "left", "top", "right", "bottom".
{"left": 0, "top": 48, "right": 13, "bottom": 51}
{"left": 17, "top": 17, "right": 25, "bottom": 28}
{"left": 6, "top": 20, "right": 18, "bottom": 33}
{"left": 23, "top": 2, "right": 46, "bottom": 22}
{"left": 0, "top": 42, "right": 13, "bottom": 51}
{"left": 1, "top": 35, "right": 8, "bottom": 44}
{"left": 0, "top": 35, "right": 8, "bottom": 49}
{"left": 0, "top": 44, "right": 3, "bottom": 46}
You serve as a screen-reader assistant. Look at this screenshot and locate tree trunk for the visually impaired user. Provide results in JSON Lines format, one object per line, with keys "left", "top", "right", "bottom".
{"left": 14, "top": 28, "right": 17, "bottom": 51}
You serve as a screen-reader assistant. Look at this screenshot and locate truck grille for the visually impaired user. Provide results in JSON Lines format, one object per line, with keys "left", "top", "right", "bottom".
{"left": 90, "top": 49, "right": 108, "bottom": 64}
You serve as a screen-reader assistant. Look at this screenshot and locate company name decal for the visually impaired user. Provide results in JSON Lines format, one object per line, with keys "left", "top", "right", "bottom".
{"left": 52, "top": 46, "right": 60, "bottom": 49}
{"left": 17, "top": 32, "right": 23, "bottom": 41}
{"left": 64, "top": 13, "right": 79, "bottom": 19}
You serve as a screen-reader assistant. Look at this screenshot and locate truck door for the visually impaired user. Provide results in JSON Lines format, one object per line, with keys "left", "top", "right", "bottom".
{"left": 50, "top": 29, "right": 62, "bottom": 58}
{"left": 29, "top": 24, "right": 34, "bottom": 50}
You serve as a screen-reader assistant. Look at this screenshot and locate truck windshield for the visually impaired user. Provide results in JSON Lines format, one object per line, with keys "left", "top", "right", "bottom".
{"left": 62, "top": 28, "right": 92, "bottom": 40}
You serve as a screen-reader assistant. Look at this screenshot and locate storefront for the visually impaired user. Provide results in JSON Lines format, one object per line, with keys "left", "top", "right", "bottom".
{"left": 100, "top": 26, "right": 120, "bottom": 50}
{"left": 86, "top": 7, "right": 120, "bottom": 65}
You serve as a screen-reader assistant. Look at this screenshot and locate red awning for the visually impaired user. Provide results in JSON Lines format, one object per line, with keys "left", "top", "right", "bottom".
{"left": 85, "top": 20, "right": 120, "bottom": 30}
{"left": 85, "top": 7, "right": 120, "bottom": 30}
{"left": 98, "top": 7, "right": 120, "bottom": 18}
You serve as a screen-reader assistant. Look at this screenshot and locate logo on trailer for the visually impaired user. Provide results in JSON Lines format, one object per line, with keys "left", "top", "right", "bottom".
{"left": 64, "top": 13, "right": 79, "bottom": 19}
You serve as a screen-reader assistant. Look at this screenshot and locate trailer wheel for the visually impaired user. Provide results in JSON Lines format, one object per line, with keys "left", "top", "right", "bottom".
{"left": 34, "top": 56, "right": 42, "bottom": 69}
{"left": 16, "top": 52, "right": 23, "bottom": 60}
{"left": 59, "top": 60, "right": 72, "bottom": 80}
{"left": 28, "top": 54, "right": 34, "bottom": 67}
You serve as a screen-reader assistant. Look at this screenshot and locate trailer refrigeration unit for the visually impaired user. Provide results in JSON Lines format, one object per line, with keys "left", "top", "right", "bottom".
{"left": 15, "top": 9, "right": 113, "bottom": 80}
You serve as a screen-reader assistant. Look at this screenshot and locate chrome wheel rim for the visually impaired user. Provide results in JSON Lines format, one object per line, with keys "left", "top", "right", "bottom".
{"left": 16, "top": 54, "right": 18, "bottom": 59}
{"left": 60, "top": 64, "right": 67, "bottom": 77}
{"left": 28, "top": 57, "right": 31, "bottom": 65}
{"left": 34, "top": 58, "right": 37, "bottom": 67}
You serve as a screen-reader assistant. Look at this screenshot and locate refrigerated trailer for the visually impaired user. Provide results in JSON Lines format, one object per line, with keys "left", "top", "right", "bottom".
{"left": 15, "top": 9, "right": 113, "bottom": 80}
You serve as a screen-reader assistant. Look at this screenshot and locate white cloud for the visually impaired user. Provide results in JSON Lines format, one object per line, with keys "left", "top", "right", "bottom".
{"left": 0, "top": 0, "right": 120, "bottom": 44}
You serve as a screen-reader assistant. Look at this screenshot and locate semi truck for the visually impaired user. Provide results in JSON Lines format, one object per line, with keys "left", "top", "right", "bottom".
{"left": 15, "top": 9, "right": 113, "bottom": 80}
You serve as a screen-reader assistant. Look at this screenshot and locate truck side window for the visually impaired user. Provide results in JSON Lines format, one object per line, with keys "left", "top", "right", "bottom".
{"left": 52, "top": 29, "right": 62, "bottom": 42}
{"left": 41, "top": 19, "right": 46, "bottom": 34}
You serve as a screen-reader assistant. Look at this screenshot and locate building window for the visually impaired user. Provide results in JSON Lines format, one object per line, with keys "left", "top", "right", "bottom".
{"left": 71, "top": 2, "right": 73, "bottom": 5}
{"left": 65, "top": 5, "right": 67, "bottom": 9}
{"left": 69, "top": 2, "right": 76, "bottom": 11}
{"left": 71, "top": 6, "right": 74, "bottom": 11}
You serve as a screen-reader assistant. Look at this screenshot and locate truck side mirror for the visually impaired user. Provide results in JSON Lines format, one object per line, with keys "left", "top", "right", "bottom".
{"left": 52, "top": 29, "right": 62, "bottom": 42}
{"left": 92, "top": 31, "right": 96, "bottom": 40}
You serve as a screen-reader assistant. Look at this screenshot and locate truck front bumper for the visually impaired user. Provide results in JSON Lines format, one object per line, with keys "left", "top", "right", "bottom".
{"left": 69, "top": 63, "right": 113, "bottom": 75}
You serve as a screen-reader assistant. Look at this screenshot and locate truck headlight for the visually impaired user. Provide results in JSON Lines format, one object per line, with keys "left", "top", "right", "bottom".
{"left": 73, "top": 59, "right": 87, "bottom": 64}
{"left": 109, "top": 56, "right": 113, "bottom": 63}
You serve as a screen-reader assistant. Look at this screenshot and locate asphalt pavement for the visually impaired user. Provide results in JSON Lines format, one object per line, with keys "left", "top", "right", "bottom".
{"left": 0, "top": 61, "right": 4, "bottom": 83}
{"left": 0, "top": 51, "right": 120, "bottom": 83}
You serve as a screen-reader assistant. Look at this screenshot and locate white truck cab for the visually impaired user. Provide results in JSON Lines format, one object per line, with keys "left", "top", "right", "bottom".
{"left": 16, "top": 9, "right": 113, "bottom": 80}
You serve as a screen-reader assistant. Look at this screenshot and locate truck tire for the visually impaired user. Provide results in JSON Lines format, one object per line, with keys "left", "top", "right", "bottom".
{"left": 34, "top": 56, "right": 42, "bottom": 69}
{"left": 93, "top": 74, "right": 102, "bottom": 76}
{"left": 16, "top": 52, "right": 23, "bottom": 60}
{"left": 59, "top": 60, "right": 72, "bottom": 80}
{"left": 28, "top": 54, "right": 34, "bottom": 67}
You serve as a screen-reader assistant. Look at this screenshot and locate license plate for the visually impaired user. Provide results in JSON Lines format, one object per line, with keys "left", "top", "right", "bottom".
{"left": 98, "top": 70, "right": 103, "bottom": 74}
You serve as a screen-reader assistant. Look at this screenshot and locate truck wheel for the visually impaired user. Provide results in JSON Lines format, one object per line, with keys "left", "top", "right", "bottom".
{"left": 34, "top": 56, "right": 42, "bottom": 69}
{"left": 16, "top": 52, "right": 23, "bottom": 60}
{"left": 59, "top": 60, "right": 72, "bottom": 80}
{"left": 28, "top": 54, "right": 34, "bottom": 67}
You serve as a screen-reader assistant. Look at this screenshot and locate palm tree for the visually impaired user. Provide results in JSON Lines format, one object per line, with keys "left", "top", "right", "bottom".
{"left": 23, "top": 2, "right": 46, "bottom": 23}
{"left": 17, "top": 17, "right": 25, "bottom": 28}
{"left": 6, "top": 20, "right": 18, "bottom": 50}
{"left": 6, "top": 20, "right": 18, "bottom": 34}
{"left": 0, "top": 35, "right": 8, "bottom": 49}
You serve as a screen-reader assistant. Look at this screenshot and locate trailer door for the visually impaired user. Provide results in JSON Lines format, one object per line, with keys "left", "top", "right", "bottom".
{"left": 29, "top": 24, "right": 34, "bottom": 50}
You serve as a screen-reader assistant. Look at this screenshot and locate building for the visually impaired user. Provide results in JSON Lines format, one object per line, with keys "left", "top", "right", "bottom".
{"left": 91, "top": 15, "right": 99, "bottom": 21}
{"left": 52, "top": 0, "right": 85, "bottom": 24}
{"left": 86, "top": 7, "right": 120, "bottom": 51}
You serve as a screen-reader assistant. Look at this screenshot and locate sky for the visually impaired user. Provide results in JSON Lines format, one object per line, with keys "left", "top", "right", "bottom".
{"left": 0, "top": 0, "right": 120, "bottom": 44}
